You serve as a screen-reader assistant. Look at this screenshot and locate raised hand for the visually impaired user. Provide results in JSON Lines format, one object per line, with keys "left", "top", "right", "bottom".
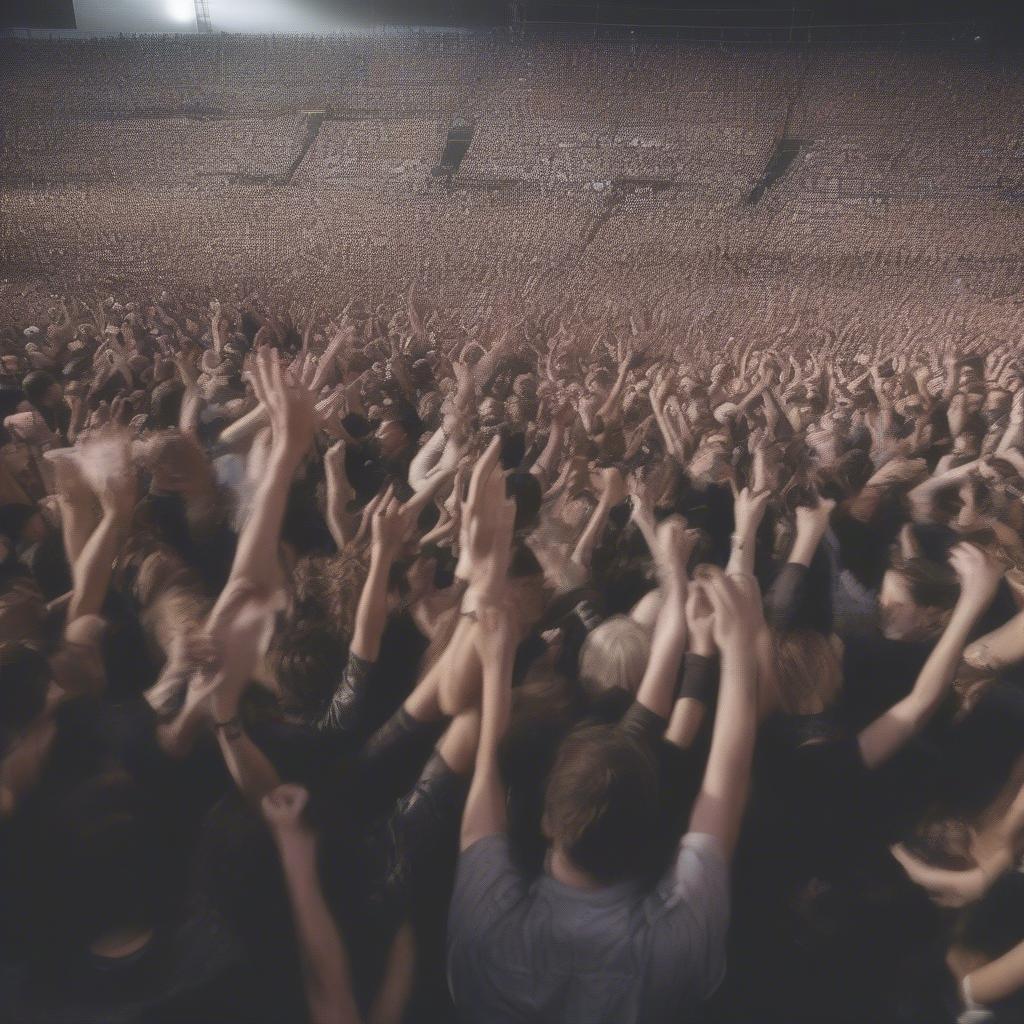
{"left": 459, "top": 436, "right": 516, "bottom": 600}
{"left": 699, "top": 565, "right": 764, "bottom": 653}
{"left": 371, "top": 486, "right": 415, "bottom": 560}
{"left": 261, "top": 784, "right": 314, "bottom": 844}
{"left": 249, "top": 346, "right": 316, "bottom": 459}
{"left": 794, "top": 496, "right": 837, "bottom": 541}
{"left": 685, "top": 581, "right": 716, "bottom": 657}
{"left": 949, "top": 542, "right": 1002, "bottom": 615}
{"left": 732, "top": 485, "right": 770, "bottom": 538}
{"left": 654, "top": 514, "right": 696, "bottom": 589}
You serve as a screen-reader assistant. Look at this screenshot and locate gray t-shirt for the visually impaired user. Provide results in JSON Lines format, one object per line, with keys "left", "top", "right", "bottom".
{"left": 447, "top": 831, "right": 729, "bottom": 1024}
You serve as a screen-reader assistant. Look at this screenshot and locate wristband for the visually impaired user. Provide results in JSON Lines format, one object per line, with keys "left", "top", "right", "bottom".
{"left": 677, "top": 653, "right": 719, "bottom": 705}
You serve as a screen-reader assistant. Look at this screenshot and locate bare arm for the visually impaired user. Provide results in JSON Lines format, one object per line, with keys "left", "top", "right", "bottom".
{"left": 858, "top": 544, "right": 1000, "bottom": 770}
{"left": 688, "top": 569, "right": 761, "bottom": 861}
{"left": 961, "top": 940, "right": 1024, "bottom": 1010}
{"left": 571, "top": 468, "right": 625, "bottom": 570}
{"left": 459, "top": 608, "right": 515, "bottom": 852}
{"left": 634, "top": 518, "right": 691, "bottom": 721}
{"left": 350, "top": 491, "right": 411, "bottom": 662}
{"left": 263, "top": 786, "right": 363, "bottom": 1024}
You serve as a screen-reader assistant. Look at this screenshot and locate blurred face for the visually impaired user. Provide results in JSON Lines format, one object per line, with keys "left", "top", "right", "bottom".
{"left": 478, "top": 398, "right": 503, "bottom": 428}
{"left": 879, "top": 570, "right": 943, "bottom": 642}
{"left": 985, "top": 390, "right": 1011, "bottom": 417}
{"left": 376, "top": 419, "right": 408, "bottom": 458}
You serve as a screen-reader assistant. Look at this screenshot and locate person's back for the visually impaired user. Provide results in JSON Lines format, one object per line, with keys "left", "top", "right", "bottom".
{"left": 447, "top": 724, "right": 729, "bottom": 1023}
{"left": 448, "top": 831, "right": 727, "bottom": 1023}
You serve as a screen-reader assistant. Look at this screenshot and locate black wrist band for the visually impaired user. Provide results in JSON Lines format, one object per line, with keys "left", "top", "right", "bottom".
{"left": 677, "top": 653, "right": 719, "bottom": 705}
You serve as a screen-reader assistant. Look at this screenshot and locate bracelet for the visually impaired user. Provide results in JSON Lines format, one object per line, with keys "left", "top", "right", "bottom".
{"left": 214, "top": 715, "right": 243, "bottom": 740}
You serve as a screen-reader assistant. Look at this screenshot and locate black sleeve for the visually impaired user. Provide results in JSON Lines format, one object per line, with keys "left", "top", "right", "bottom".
{"left": 618, "top": 701, "right": 667, "bottom": 744}
{"left": 315, "top": 651, "right": 375, "bottom": 738}
{"left": 764, "top": 546, "right": 834, "bottom": 635}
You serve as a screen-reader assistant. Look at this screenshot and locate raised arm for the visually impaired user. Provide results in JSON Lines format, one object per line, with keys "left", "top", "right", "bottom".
{"left": 571, "top": 467, "right": 626, "bottom": 570}
{"left": 958, "top": 940, "right": 1024, "bottom": 1012}
{"left": 633, "top": 516, "right": 692, "bottom": 721}
{"left": 459, "top": 604, "right": 516, "bottom": 852}
{"left": 726, "top": 486, "right": 769, "bottom": 578}
{"left": 858, "top": 544, "right": 1001, "bottom": 770}
{"left": 215, "top": 347, "right": 315, "bottom": 602}
{"left": 458, "top": 442, "right": 518, "bottom": 851}
{"left": 66, "top": 436, "right": 137, "bottom": 625}
{"left": 688, "top": 568, "right": 762, "bottom": 861}
{"left": 351, "top": 489, "right": 412, "bottom": 662}
{"left": 262, "top": 785, "right": 363, "bottom": 1024}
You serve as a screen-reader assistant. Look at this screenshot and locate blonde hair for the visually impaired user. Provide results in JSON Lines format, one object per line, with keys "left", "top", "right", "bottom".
{"left": 579, "top": 616, "right": 651, "bottom": 699}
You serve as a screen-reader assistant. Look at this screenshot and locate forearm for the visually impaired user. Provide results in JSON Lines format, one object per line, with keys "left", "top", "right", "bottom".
{"left": 964, "top": 940, "right": 1024, "bottom": 1008}
{"left": 58, "top": 492, "right": 98, "bottom": 567}
{"left": 218, "top": 403, "right": 270, "bottom": 450}
{"left": 726, "top": 526, "right": 757, "bottom": 577}
{"left": 215, "top": 713, "right": 281, "bottom": 808}
{"left": 635, "top": 587, "right": 687, "bottom": 720}
{"left": 530, "top": 422, "right": 565, "bottom": 487}
{"left": 572, "top": 493, "right": 614, "bottom": 569}
{"left": 788, "top": 526, "right": 825, "bottom": 568}
{"left": 858, "top": 600, "right": 978, "bottom": 769}
{"left": 460, "top": 642, "right": 512, "bottom": 850}
{"left": 689, "top": 645, "right": 757, "bottom": 858}
{"left": 409, "top": 427, "right": 447, "bottom": 491}
{"left": 67, "top": 508, "right": 125, "bottom": 624}
{"left": 222, "top": 442, "right": 300, "bottom": 593}
{"left": 351, "top": 547, "right": 394, "bottom": 662}
{"left": 279, "top": 837, "right": 362, "bottom": 1024}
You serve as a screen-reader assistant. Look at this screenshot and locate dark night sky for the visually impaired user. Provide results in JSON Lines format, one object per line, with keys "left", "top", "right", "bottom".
{"left": 2, "top": 0, "right": 1020, "bottom": 33}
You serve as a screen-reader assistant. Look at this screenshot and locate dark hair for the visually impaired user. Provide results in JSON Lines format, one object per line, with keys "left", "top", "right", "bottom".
{"left": 30, "top": 773, "right": 169, "bottom": 963}
{"left": 889, "top": 553, "right": 960, "bottom": 610}
{"left": 0, "top": 503, "right": 39, "bottom": 544}
{"left": 149, "top": 379, "right": 184, "bottom": 429}
{"left": 543, "top": 723, "right": 660, "bottom": 884}
{"left": 269, "top": 610, "right": 349, "bottom": 716}
{"left": 21, "top": 370, "right": 57, "bottom": 407}
{"left": 508, "top": 471, "right": 542, "bottom": 533}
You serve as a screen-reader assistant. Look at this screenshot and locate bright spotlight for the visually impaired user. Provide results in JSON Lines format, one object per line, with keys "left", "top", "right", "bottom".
{"left": 166, "top": 0, "right": 195, "bottom": 23}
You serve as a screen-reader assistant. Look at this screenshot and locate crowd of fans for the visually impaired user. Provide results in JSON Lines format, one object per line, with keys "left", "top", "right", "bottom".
{"left": 0, "top": 282, "right": 1024, "bottom": 1024}
{"left": 1, "top": 26, "right": 1024, "bottom": 1024}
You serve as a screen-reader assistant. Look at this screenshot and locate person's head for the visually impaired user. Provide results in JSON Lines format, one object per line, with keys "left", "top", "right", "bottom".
{"left": 0, "top": 503, "right": 49, "bottom": 548}
{"left": 578, "top": 616, "right": 651, "bottom": 700}
{"left": 506, "top": 395, "right": 536, "bottom": 428}
{"left": 879, "top": 552, "right": 960, "bottom": 642}
{"left": 375, "top": 409, "right": 418, "bottom": 459}
{"left": 33, "top": 772, "right": 169, "bottom": 962}
{"left": 953, "top": 412, "right": 987, "bottom": 457}
{"left": 268, "top": 605, "right": 348, "bottom": 715}
{"left": 21, "top": 370, "right": 62, "bottom": 409}
{"left": 478, "top": 396, "right": 504, "bottom": 429}
{"left": 148, "top": 379, "right": 184, "bottom": 430}
{"left": 764, "top": 628, "right": 843, "bottom": 716}
{"left": 543, "top": 723, "right": 660, "bottom": 884}
{"left": 688, "top": 439, "right": 732, "bottom": 487}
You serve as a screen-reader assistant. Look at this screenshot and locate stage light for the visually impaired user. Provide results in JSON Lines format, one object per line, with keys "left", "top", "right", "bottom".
{"left": 166, "top": 0, "right": 195, "bottom": 23}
